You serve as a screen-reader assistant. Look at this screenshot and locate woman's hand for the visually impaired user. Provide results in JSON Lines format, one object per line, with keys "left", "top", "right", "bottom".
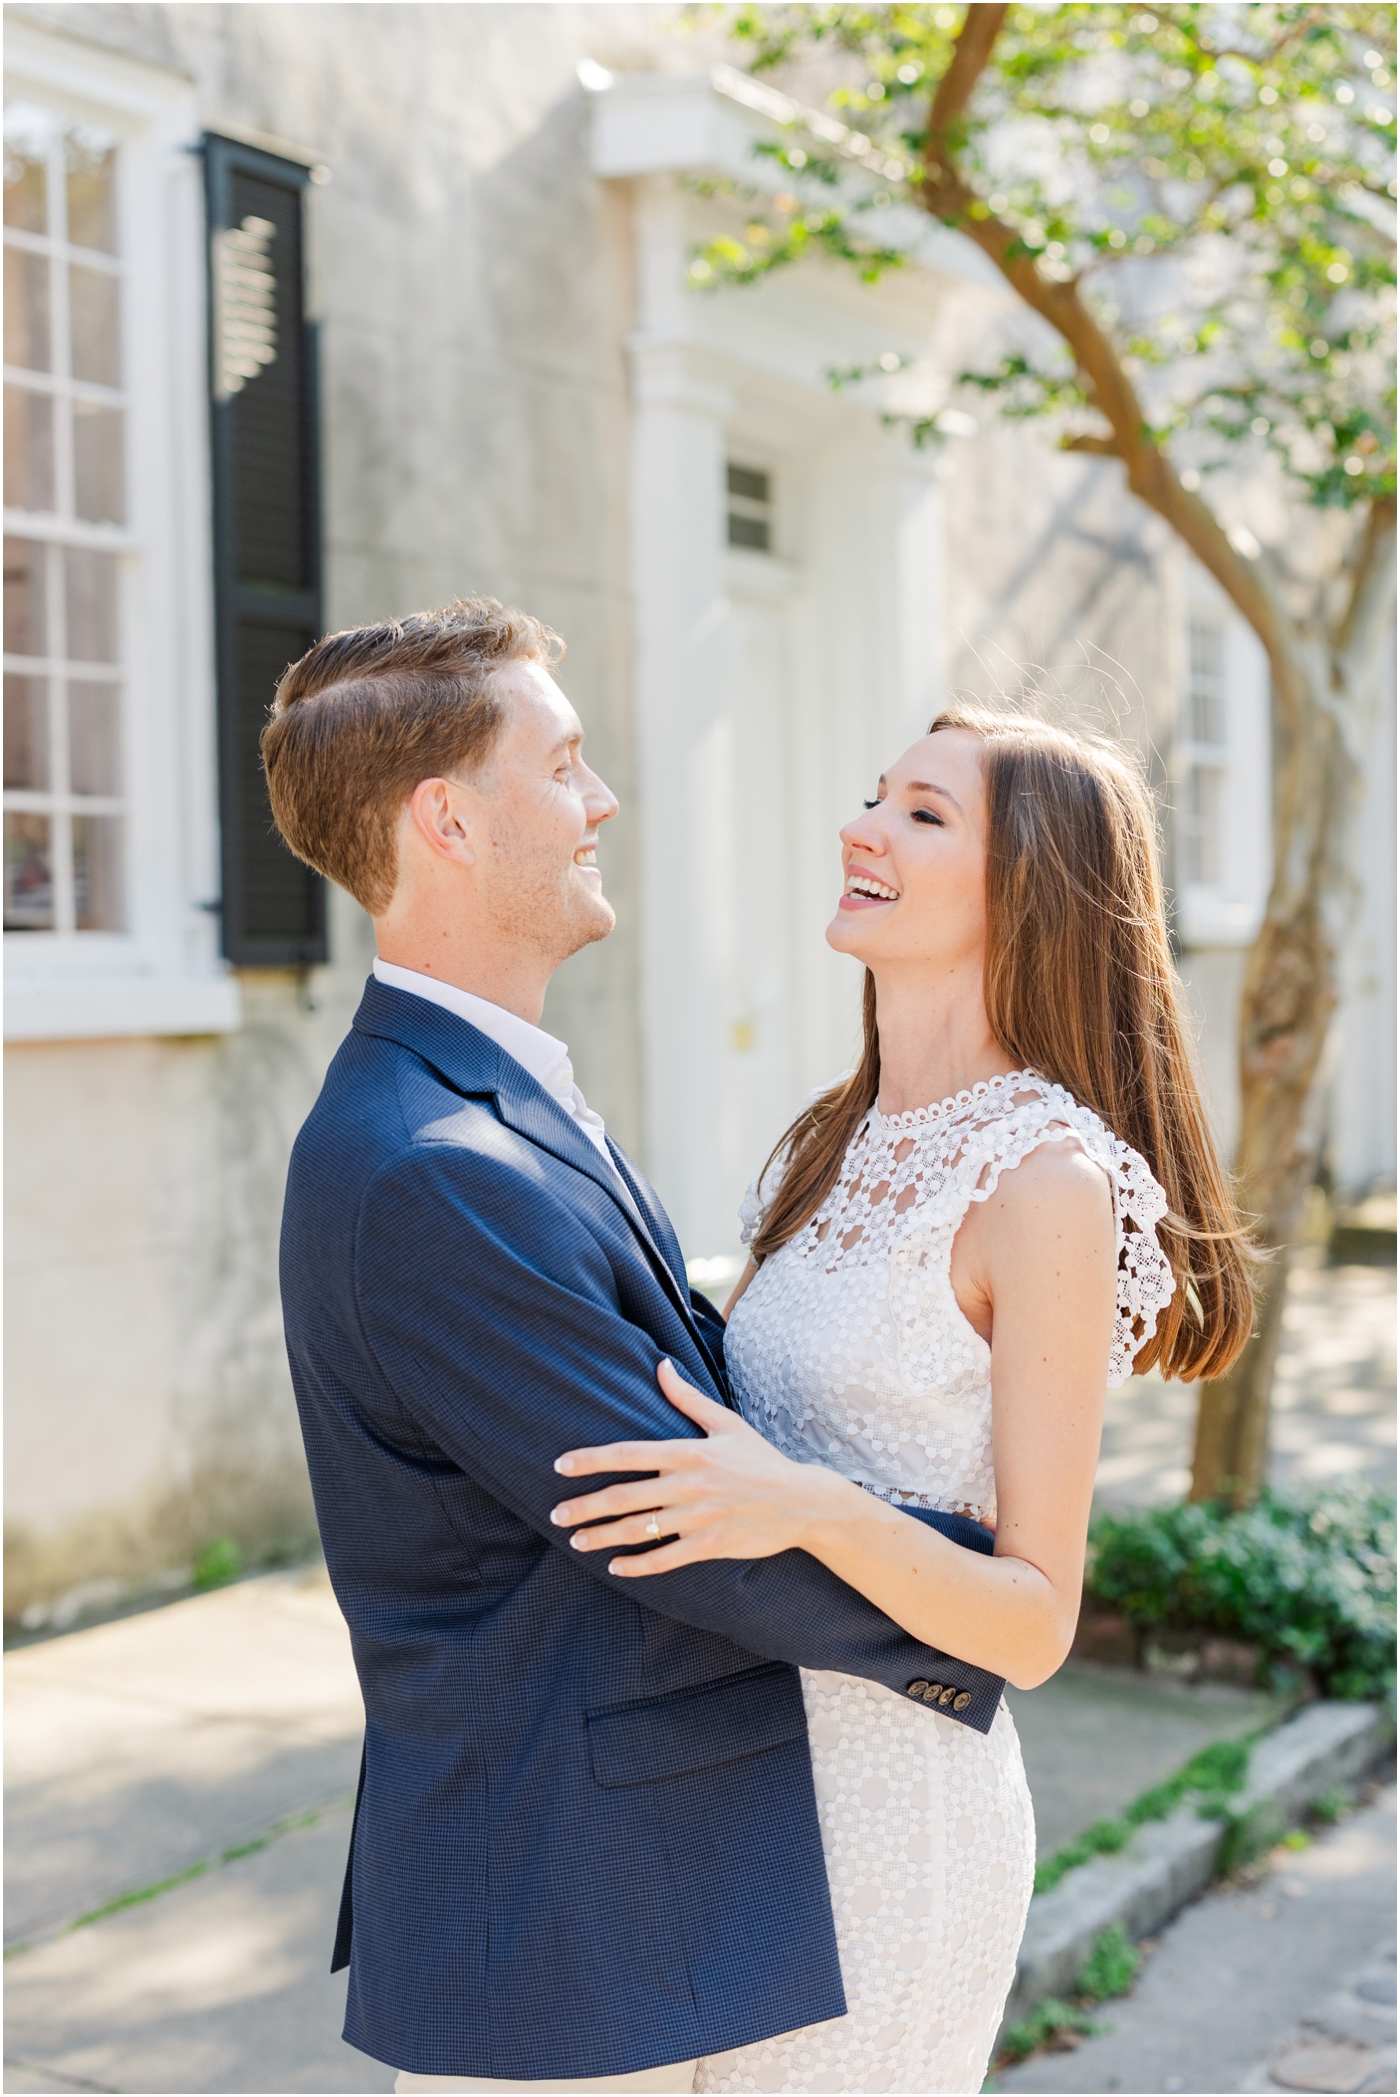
{"left": 550, "top": 1360, "right": 839, "bottom": 1576}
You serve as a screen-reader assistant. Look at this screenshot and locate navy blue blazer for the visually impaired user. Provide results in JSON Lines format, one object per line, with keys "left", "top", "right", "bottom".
{"left": 279, "top": 978, "right": 1004, "bottom": 2080}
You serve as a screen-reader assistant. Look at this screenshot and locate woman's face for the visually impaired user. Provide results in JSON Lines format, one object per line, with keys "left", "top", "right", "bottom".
{"left": 826, "top": 728, "right": 990, "bottom": 975}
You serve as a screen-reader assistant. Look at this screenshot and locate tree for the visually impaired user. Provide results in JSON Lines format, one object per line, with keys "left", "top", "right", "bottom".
{"left": 693, "top": 2, "right": 1397, "bottom": 1506}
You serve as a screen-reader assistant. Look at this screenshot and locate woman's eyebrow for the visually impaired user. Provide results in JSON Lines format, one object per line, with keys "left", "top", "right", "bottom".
{"left": 903, "top": 779, "right": 963, "bottom": 811}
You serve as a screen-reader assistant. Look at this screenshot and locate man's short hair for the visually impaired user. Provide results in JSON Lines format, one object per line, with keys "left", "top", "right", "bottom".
{"left": 262, "top": 597, "right": 562, "bottom": 914}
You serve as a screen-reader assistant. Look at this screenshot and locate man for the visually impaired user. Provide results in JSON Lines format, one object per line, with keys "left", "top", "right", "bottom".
{"left": 267, "top": 599, "right": 1002, "bottom": 2094}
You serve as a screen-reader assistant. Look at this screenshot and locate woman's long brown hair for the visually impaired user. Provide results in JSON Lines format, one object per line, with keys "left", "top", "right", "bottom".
{"left": 750, "top": 703, "right": 1255, "bottom": 1383}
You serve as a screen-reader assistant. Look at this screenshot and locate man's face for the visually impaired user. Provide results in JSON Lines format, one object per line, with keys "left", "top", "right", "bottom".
{"left": 470, "top": 660, "right": 619, "bottom": 963}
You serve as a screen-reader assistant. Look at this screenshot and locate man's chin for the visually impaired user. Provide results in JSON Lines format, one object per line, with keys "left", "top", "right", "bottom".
{"left": 570, "top": 892, "right": 616, "bottom": 949}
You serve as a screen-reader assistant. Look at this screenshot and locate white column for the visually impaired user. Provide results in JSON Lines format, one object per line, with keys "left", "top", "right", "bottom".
{"left": 628, "top": 187, "right": 735, "bottom": 1249}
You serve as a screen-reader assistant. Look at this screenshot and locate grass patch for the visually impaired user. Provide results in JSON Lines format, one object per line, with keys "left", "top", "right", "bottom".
{"left": 3, "top": 1799, "right": 347, "bottom": 1960}
{"left": 997, "top": 1996, "right": 1099, "bottom": 2063}
{"left": 192, "top": 1536, "right": 243, "bottom": 1590}
{"left": 1033, "top": 1733, "right": 1254, "bottom": 1894}
{"left": 996, "top": 1923, "right": 1143, "bottom": 2065}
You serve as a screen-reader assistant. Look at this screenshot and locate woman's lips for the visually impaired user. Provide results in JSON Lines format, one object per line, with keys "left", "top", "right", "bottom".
{"left": 837, "top": 891, "right": 895, "bottom": 911}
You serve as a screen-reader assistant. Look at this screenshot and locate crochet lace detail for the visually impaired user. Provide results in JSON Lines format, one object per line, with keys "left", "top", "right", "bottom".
{"left": 732, "top": 1070, "right": 1174, "bottom": 1521}
{"left": 694, "top": 1075, "right": 1172, "bottom": 2093}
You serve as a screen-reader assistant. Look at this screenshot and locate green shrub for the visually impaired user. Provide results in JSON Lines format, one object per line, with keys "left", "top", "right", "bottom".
{"left": 1085, "top": 1485, "right": 1396, "bottom": 1704}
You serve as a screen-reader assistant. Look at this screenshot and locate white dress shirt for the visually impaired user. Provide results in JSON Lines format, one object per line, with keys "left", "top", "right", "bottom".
{"left": 371, "top": 957, "right": 628, "bottom": 1189}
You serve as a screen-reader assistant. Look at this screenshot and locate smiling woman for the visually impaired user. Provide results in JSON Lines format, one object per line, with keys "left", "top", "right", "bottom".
{"left": 551, "top": 701, "right": 1256, "bottom": 2097}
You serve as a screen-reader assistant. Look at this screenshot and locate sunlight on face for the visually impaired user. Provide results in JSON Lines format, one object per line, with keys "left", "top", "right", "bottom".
{"left": 827, "top": 728, "right": 990, "bottom": 975}
{"left": 474, "top": 659, "right": 619, "bottom": 961}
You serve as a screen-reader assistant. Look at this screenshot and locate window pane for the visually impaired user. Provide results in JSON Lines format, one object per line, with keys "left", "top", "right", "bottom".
{"left": 69, "top": 263, "right": 121, "bottom": 387}
{"left": 3, "top": 245, "right": 50, "bottom": 371}
{"left": 3, "top": 537, "right": 47, "bottom": 657}
{"left": 68, "top": 680, "right": 121, "bottom": 796}
{"left": 1190, "top": 683, "right": 1225, "bottom": 747}
{"left": 4, "top": 383, "right": 54, "bottom": 511}
{"left": 73, "top": 399, "right": 124, "bottom": 524}
{"left": 3, "top": 104, "right": 49, "bottom": 233}
{"left": 64, "top": 546, "right": 117, "bottom": 663}
{"left": 4, "top": 673, "right": 50, "bottom": 789}
{"left": 727, "top": 511, "right": 771, "bottom": 551}
{"left": 727, "top": 464, "right": 770, "bottom": 503}
{"left": 1185, "top": 766, "right": 1221, "bottom": 887}
{"left": 73, "top": 812, "right": 122, "bottom": 929}
{"left": 1189, "top": 621, "right": 1224, "bottom": 680}
{"left": 4, "top": 811, "right": 54, "bottom": 930}
{"left": 65, "top": 125, "right": 117, "bottom": 254}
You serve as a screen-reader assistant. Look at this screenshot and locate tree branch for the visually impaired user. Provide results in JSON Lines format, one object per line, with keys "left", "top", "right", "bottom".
{"left": 917, "top": 14, "right": 1309, "bottom": 748}
{"left": 1061, "top": 433, "right": 1121, "bottom": 455}
{"left": 925, "top": 1, "right": 1008, "bottom": 170}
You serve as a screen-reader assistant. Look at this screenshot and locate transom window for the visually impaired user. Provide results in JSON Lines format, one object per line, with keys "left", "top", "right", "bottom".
{"left": 1179, "top": 617, "right": 1228, "bottom": 890}
{"left": 726, "top": 461, "right": 773, "bottom": 552}
{"left": 3, "top": 98, "right": 125, "bottom": 934}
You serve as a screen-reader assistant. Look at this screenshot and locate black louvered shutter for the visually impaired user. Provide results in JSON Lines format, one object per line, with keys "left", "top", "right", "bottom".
{"left": 204, "top": 135, "right": 326, "bottom": 966}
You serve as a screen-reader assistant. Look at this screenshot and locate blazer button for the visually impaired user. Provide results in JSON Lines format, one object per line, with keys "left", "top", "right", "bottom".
{"left": 938, "top": 1686, "right": 957, "bottom": 1707}
{"left": 953, "top": 1690, "right": 972, "bottom": 1712}
{"left": 907, "top": 1680, "right": 931, "bottom": 1698}
{"left": 923, "top": 1682, "right": 944, "bottom": 1703}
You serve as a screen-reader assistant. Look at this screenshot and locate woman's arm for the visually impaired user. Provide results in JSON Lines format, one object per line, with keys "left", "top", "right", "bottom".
{"left": 552, "top": 1142, "right": 1116, "bottom": 1691}
{"left": 721, "top": 1256, "right": 758, "bottom": 1320}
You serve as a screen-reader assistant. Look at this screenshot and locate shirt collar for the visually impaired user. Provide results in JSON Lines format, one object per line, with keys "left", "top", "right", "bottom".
{"left": 371, "top": 958, "right": 574, "bottom": 1109}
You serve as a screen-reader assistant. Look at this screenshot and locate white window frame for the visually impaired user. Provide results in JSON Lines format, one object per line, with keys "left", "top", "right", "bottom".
{"left": 4, "top": 22, "right": 238, "bottom": 1041}
{"left": 1174, "top": 569, "right": 1272, "bottom": 950}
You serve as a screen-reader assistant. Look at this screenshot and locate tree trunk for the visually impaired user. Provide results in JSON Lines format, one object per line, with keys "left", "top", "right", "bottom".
{"left": 1190, "top": 506, "right": 1396, "bottom": 1504}
{"left": 908, "top": 7, "right": 1395, "bottom": 1505}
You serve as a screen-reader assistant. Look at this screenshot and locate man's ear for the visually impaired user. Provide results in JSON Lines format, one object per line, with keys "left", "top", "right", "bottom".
{"left": 406, "top": 776, "right": 478, "bottom": 868}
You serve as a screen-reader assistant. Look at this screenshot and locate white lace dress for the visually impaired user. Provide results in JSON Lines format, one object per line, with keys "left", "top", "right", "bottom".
{"left": 694, "top": 1070, "right": 1175, "bottom": 2097}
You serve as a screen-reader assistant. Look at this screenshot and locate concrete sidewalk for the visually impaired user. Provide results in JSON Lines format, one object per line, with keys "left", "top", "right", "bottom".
{"left": 2, "top": 1561, "right": 1282, "bottom": 2094}
{"left": 1096, "top": 1253, "right": 1395, "bottom": 1509}
{"left": 4, "top": 1256, "right": 1389, "bottom": 2093}
{"left": 993, "top": 1784, "right": 1396, "bottom": 2095}
{"left": 4, "top": 1565, "right": 387, "bottom": 2095}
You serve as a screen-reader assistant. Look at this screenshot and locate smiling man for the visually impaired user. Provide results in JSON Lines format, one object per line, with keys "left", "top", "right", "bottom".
{"left": 263, "top": 598, "right": 1001, "bottom": 2095}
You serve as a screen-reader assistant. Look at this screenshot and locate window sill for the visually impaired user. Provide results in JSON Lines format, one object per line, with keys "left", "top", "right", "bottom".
{"left": 4, "top": 972, "right": 243, "bottom": 1042}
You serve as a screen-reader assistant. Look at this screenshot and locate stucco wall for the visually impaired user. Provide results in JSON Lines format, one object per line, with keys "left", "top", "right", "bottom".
{"left": 5, "top": 1, "right": 674, "bottom": 1623}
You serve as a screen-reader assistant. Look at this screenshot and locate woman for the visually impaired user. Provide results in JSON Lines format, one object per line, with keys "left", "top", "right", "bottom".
{"left": 551, "top": 706, "right": 1254, "bottom": 2095}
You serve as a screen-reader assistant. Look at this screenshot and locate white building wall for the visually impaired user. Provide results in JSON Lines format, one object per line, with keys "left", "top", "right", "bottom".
{"left": 3, "top": 1, "right": 668, "bottom": 1626}
{"left": 4, "top": 6, "right": 1392, "bottom": 1631}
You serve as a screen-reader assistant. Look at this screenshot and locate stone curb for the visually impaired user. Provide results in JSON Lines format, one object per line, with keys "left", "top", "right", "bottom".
{"left": 999, "top": 1700, "right": 1394, "bottom": 2032}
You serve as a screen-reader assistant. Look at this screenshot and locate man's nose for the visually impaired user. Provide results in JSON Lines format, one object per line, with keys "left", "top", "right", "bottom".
{"left": 583, "top": 765, "right": 619, "bottom": 825}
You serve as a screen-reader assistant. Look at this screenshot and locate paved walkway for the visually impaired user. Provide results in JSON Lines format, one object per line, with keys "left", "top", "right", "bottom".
{"left": 0, "top": 1563, "right": 1282, "bottom": 2093}
{"left": 4, "top": 1567, "right": 386, "bottom": 2095}
{"left": 994, "top": 1784, "right": 1396, "bottom": 2095}
{"left": 1096, "top": 1254, "right": 1395, "bottom": 1510}
{"left": 3, "top": 1255, "right": 1389, "bottom": 2094}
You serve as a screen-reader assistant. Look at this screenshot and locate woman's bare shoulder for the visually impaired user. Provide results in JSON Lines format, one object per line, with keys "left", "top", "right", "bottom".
{"left": 963, "top": 1132, "right": 1115, "bottom": 1274}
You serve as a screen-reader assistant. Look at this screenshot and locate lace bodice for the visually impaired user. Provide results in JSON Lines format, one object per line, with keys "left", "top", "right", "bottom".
{"left": 727, "top": 1069, "right": 1175, "bottom": 1524}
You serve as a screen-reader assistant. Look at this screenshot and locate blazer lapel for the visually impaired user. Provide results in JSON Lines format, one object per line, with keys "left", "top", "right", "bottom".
{"left": 604, "top": 1142, "right": 686, "bottom": 1291}
{"left": 352, "top": 978, "right": 712, "bottom": 1359}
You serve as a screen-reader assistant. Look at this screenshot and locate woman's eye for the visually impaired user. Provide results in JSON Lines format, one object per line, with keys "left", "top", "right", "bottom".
{"left": 862, "top": 798, "right": 881, "bottom": 810}
{"left": 911, "top": 808, "right": 944, "bottom": 825}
